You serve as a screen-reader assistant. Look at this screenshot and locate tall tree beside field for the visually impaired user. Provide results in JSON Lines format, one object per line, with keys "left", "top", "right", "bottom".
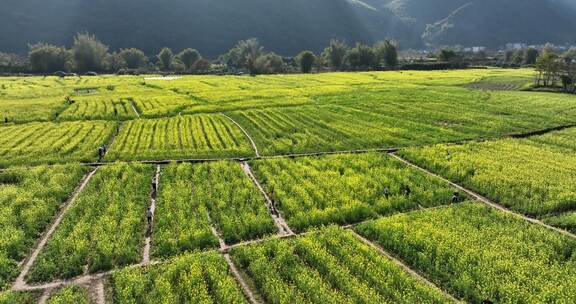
{"left": 157, "top": 47, "right": 174, "bottom": 71}
{"left": 104, "top": 52, "right": 127, "bottom": 72}
{"left": 536, "top": 52, "right": 561, "bottom": 87}
{"left": 119, "top": 48, "right": 147, "bottom": 69}
{"left": 219, "top": 38, "right": 265, "bottom": 74}
{"left": 345, "top": 43, "right": 376, "bottom": 70}
{"left": 72, "top": 33, "right": 109, "bottom": 72}
{"left": 254, "top": 52, "right": 284, "bottom": 74}
{"left": 374, "top": 39, "right": 399, "bottom": 68}
{"left": 28, "top": 43, "right": 70, "bottom": 73}
{"left": 297, "top": 51, "right": 316, "bottom": 73}
{"left": 437, "top": 48, "right": 457, "bottom": 62}
{"left": 322, "top": 39, "right": 348, "bottom": 70}
{"left": 177, "top": 48, "right": 201, "bottom": 70}
{"left": 523, "top": 48, "right": 539, "bottom": 65}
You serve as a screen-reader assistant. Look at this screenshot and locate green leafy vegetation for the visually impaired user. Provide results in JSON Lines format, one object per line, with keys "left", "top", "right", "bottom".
{"left": 47, "top": 286, "right": 89, "bottom": 304}
{"left": 231, "top": 226, "right": 451, "bottom": 303}
{"left": 250, "top": 153, "right": 459, "bottom": 231}
{"left": 154, "top": 161, "right": 277, "bottom": 258}
{"left": 0, "top": 165, "right": 87, "bottom": 290}
{"left": 27, "top": 164, "right": 154, "bottom": 282}
{"left": 399, "top": 128, "right": 576, "bottom": 220}
{"left": 110, "top": 251, "right": 248, "bottom": 303}
{"left": 356, "top": 202, "right": 576, "bottom": 303}
{"left": 106, "top": 114, "right": 254, "bottom": 161}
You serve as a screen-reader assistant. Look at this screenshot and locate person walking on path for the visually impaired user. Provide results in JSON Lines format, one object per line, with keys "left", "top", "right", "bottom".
{"left": 146, "top": 207, "right": 153, "bottom": 230}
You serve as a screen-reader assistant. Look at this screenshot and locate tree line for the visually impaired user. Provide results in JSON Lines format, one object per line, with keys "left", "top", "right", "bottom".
{"left": 0, "top": 33, "right": 399, "bottom": 75}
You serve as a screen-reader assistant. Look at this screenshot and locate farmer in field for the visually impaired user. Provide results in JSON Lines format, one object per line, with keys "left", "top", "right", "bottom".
{"left": 384, "top": 186, "right": 390, "bottom": 199}
{"left": 404, "top": 186, "right": 411, "bottom": 196}
{"left": 97, "top": 145, "right": 105, "bottom": 160}
{"left": 151, "top": 176, "right": 158, "bottom": 197}
{"left": 452, "top": 192, "right": 460, "bottom": 204}
{"left": 114, "top": 108, "right": 118, "bottom": 116}
{"left": 4, "top": 117, "right": 7, "bottom": 124}
{"left": 146, "top": 207, "right": 153, "bottom": 228}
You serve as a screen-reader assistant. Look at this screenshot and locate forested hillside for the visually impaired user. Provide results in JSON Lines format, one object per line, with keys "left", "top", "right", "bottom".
{"left": 1, "top": 0, "right": 575, "bottom": 56}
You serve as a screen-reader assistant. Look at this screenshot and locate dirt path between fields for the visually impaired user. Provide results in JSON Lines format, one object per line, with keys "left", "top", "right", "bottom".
{"left": 349, "top": 230, "right": 461, "bottom": 303}
{"left": 221, "top": 113, "right": 261, "bottom": 157}
{"left": 240, "top": 161, "right": 294, "bottom": 236}
{"left": 12, "top": 168, "right": 98, "bottom": 290}
{"left": 129, "top": 100, "right": 141, "bottom": 119}
{"left": 389, "top": 153, "right": 576, "bottom": 240}
{"left": 224, "top": 254, "right": 261, "bottom": 304}
{"left": 38, "top": 288, "right": 52, "bottom": 304}
{"left": 142, "top": 165, "right": 161, "bottom": 265}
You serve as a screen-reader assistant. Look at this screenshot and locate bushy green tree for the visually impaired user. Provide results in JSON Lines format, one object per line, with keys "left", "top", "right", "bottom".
{"left": 374, "top": 40, "right": 399, "bottom": 68}
{"left": 177, "top": 48, "right": 201, "bottom": 70}
{"left": 437, "top": 48, "right": 457, "bottom": 62}
{"left": 524, "top": 48, "right": 539, "bottom": 65}
{"left": 157, "top": 47, "right": 174, "bottom": 71}
{"left": 28, "top": 43, "right": 70, "bottom": 73}
{"left": 219, "top": 38, "right": 265, "bottom": 74}
{"left": 297, "top": 51, "right": 315, "bottom": 73}
{"left": 322, "top": 39, "right": 348, "bottom": 70}
{"left": 119, "top": 48, "right": 147, "bottom": 69}
{"left": 104, "top": 52, "right": 127, "bottom": 72}
{"left": 72, "top": 33, "right": 109, "bottom": 72}
{"left": 254, "top": 52, "right": 284, "bottom": 74}
{"left": 345, "top": 43, "right": 376, "bottom": 70}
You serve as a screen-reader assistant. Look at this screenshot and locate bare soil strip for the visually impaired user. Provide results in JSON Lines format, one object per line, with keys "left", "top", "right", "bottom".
{"left": 95, "top": 279, "right": 105, "bottom": 304}
{"left": 142, "top": 165, "right": 161, "bottom": 265}
{"left": 224, "top": 253, "right": 261, "bottom": 304}
{"left": 389, "top": 153, "right": 576, "bottom": 240}
{"left": 12, "top": 168, "right": 98, "bottom": 290}
{"left": 467, "top": 82, "right": 520, "bottom": 91}
{"left": 349, "top": 230, "right": 461, "bottom": 303}
{"left": 129, "top": 100, "right": 141, "bottom": 119}
{"left": 221, "top": 113, "right": 261, "bottom": 157}
{"left": 207, "top": 212, "right": 228, "bottom": 251}
{"left": 240, "top": 161, "right": 294, "bottom": 236}
{"left": 38, "top": 288, "right": 52, "bottom": 304}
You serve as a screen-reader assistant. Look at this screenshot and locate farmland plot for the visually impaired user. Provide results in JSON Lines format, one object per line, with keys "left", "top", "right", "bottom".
{"left": 110, "top": 252, "right": 248, "bottom": 303}
{"left": 0, "top": 97, "right": 68, "bottom": 123}
{"left": 154, "top": 161, "right": 276, "bottom": 258}
{"left": 0, "top": 165, "right": 87, "bottom": 290}
{"left": 0, "top": 121, "right": 116, "bottom": 167}
{"left": 46, "top": 286, "right": 89, "bottom": 304}
{"left": 58, "top": 96, "right": 138, "bottom": 120}
{"left": 231, "top": 226, "right": 451, "bottom": 304}
{"left": 27, "top": 163, "right": 154, "bottom": 282}
{"left": 106, "top": 114, "right": 254, "bottom": 161}
{"left": 399, "top": 128, "right": 576, "bottom": 226}
{"left": 0, "top": 291, "right": 37, "bottom": 304}
{"left": 250, "top": 153, "right": 457, "bottom": 231}
{"left": 356, "top": 202, "right": 576, "bottom": 303}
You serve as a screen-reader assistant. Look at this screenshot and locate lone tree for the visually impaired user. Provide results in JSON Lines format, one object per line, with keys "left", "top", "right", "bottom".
{"left": 297, "top": 51, "right": 315, "bottom": 73}
{"left": 177, "top": 48, "right": 201, "bottom": 70}
{"left": 345, "top": 43, "right": 376, "bottom": 70}
{"left": 437, "top": 49, "right": 457, "bottom": 62}
{"left": 322, "top": 39, "right": 348, "bottom": 70}
{"left": 535, "top": 52, "right": 561, "bottom": 87}
{"left": 72, "top": 33, "right": 108, "bottom": 72}
{"left": 157, "top": 47, "right": 174, "bottom": 71}
{"left": 374, "top": 40, "right": 399, "bottom": 68}
{"left": 119, "top": 48, "right": 147, "bottom": 69}
{"left": 523, "top": 48, "right": 539, "bottom": 65}
{"left": 28, "top": 43, "right": 69, "bottom": 73}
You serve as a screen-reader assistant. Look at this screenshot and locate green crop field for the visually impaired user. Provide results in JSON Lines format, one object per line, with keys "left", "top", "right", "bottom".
{"left": 1, "top": 68, "right": 575, "bottom": 303}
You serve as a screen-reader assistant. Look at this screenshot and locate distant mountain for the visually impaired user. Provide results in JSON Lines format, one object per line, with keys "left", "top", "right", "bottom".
{"left": 1, "top": 0, "right": 575, "bottom": 57}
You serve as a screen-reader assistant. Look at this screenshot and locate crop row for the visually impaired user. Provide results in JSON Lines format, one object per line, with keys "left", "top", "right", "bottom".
{"left": 356, "top": 202, "right": 576, "bottom": 303}
{"left": 231, "top": 226, "right": 450, "bottom": 303}
{"left": 0, "top": 121, "right": 116, "bottom": 167}
{"left": 59, "top": 96, "right": 138, "bottom": 121}
{"left": 106, "top": 114, "right": 254, "bottom": 161}
{"left": 250, "top": 153, "right": 458, "bottom": 231}
{"left": 0, "top": 165, "right": 87, "bottom": 290}
{"left": 27, "top": 163, "right": 154, "bottom": 282}
{"left": 110, "top": 251, "right": 248, "bottom": 303}
{"left": 398, "top": 127, "right": 576, "bottom": 229}
{"left": 46, "top": 285, "right": 89, "bottom": 304}
{"left": 154, "top": 161, "right": 277, "bottom": 258}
